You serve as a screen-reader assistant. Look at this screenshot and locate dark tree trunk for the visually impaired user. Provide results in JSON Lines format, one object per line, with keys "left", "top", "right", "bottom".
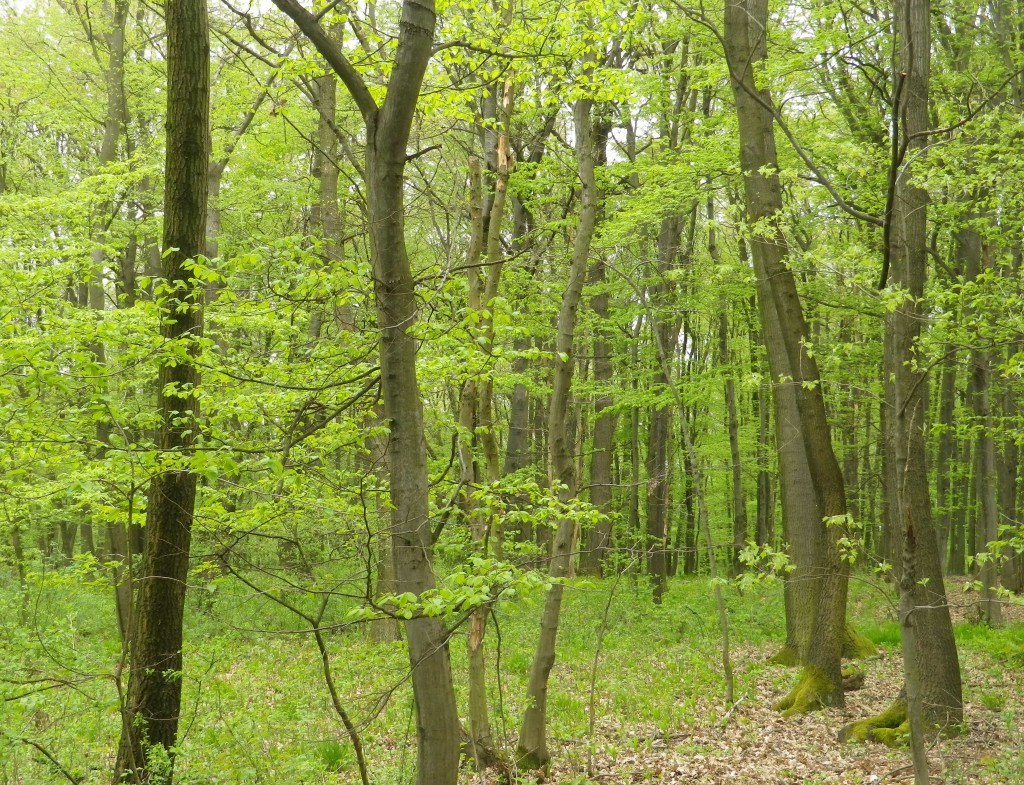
{"left": 948, "top": 434, "right": 970, "bottom": 575}
{"left": 581, "top": 122, "right": 616, "bottom": 577}
{"left": 581, "top": 257, "right": 617, "bottom": 575}
{"left": 934, "top": 350, "right": 958, "bottom": 570}
{"left": 113, "top": 0, "right": 209, "bottom": 779}
{"left": 961, "top": 225, "right": 1002, "bottom": 624}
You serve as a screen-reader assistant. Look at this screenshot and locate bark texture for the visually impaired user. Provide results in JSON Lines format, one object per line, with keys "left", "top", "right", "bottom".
{"left": 724, "top": 0, "right": 850, "bottom": 708}
{"left": 113, "top": 0, "right": 209, "bottom": 779}
{"left": 879, "top": 0, "right": 963, "bottom": 737}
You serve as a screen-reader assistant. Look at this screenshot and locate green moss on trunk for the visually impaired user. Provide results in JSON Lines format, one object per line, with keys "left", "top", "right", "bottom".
{"left": 838, "top": 699, "right": 908, "bottom": 745}
{"left": 770, "top": 625, "right": 874, "bottom": 669}
{"left": 773, "top": 667, "right": 841, "bottom": 716}
{"left": 768, "top": 643, "right": 800, "bottom": 666}
{"left": 843, "top": 624, "right": 877, "bottom": 659}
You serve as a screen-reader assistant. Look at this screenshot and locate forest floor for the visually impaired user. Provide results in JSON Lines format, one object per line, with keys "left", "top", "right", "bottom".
{"left": 527, "top": 643, "right": 1023, "bottom": 785}
{"left": 3, "top": 571, "right": 1022, "bottom": 785}
{"left": 472, "top": 579, "right": 1024, "bottom": 785}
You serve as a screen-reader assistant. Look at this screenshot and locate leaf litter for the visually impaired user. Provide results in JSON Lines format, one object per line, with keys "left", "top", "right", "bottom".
{"left": 467, "top": 636, "right": 1023, "bottom": 785}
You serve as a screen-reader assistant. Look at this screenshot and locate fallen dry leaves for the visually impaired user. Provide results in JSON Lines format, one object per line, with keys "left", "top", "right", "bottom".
{"left": 467, "top": 633, "right": 1023, "bottom": 785}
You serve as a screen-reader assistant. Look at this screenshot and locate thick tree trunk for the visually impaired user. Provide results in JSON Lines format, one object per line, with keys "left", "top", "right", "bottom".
{"left": 113, "top": 0, "right": 209, "bottom": 779}
{"left": 725, "top": 0, "right": 850, "bottom": 710}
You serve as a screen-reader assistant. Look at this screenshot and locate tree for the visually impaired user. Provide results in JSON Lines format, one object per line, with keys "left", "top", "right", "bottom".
{"left": 113, "top": 0, "right": 209, "bottom": 778}
{"left": 517, "top": 83, "right": 600, "bottom": 772}
{"left": 839, "top": 0, "right": 963, "bottom": 751}
{"left": 265, "top": 1, "right": 461, "bottom": 782}
{"left": 723, "top": 0, "right": 853, "bottom": 713}
{"left": 854, "top": 0, "right": 963, "bottom": 746}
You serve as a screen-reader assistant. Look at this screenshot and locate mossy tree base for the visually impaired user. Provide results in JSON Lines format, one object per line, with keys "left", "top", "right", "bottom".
{"left": 838, "top": 699, "right": 908, "bottom": 746}
{"left": 843, "top": 624, "right": 877, "bottom": 660}
{"left": 769, "top": 625, "right": 875, "bottom": 669}
{"left": 768, "top": 644, "right": 800, "bottom": 666}
{"left": 839, "top": 698, "right": 966, "bottom": 747}
{"left": 773, "top": 667, "right": 842, "bottom": 717}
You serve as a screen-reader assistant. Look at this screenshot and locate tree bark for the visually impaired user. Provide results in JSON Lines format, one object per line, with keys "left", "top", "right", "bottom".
{"left": 269, "top": 0, "right": 462, "bottom": 780}
{"left": 881, "top": 0, "right": 963, "bottom": 735}
{"left": 725, "top": 0, "right": 850, "bottom": 710}
{"left": 516, "top": 93, "right": 599, "bottom": 772}
{"left": 113, "top": 0, "right": 209, "bottom": 778}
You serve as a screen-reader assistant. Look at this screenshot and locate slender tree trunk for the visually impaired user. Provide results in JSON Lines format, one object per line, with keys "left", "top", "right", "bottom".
{"left": 581, "top": 259, "right": 617, "bottom": 575}
{"left": 948, "top": 434, "right": 969, "bottom": 575}
{"left": 86, "top": 0, "right": 133, "bottom": 643}
{"left": 934, "top": 350, "right": 958, "bottom": 570}
{"left": 270, "top": 0, "right": 461, "bottom": 779}
{"left": 711, "top": 199, "right": 748, "bottom": 574}
{"left": 581, "top": 121, "right": 615, "bottom": 577}
{"left": 646, "top": 207, "right": 690, "bottom": 602}
{"left": 516, "top": 93, "right": 598, "bottom": 772}
{"left": 960, "top": 224, "right": 1002, "bottom": 624}
{"left": 113, "top": 0, "right": 209, "bottom": 778}
{"left": 751, "top": 314, "right": 775, "bottom": 548}
{"left": 880, "top": 0, "right": 963, "bottom": 739}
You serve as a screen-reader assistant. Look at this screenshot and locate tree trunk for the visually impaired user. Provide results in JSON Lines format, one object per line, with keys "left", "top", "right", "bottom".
{"left": 581, "top": 122, "right": 615, "bottom": 577}
{"left": 711, "top": 200, "right": 748, "bottom": 575}
{"left": 962, "top": 226, "right": 1002, "bottom": 624}
{"left": 881, "top": 0, "right": 963, "bottom": 734}
{"left": 934, "top": 349, "right": 958, "bottom": 570}
{"left": 113, "top": 0, "right": 209, "bottom": 778}
{"left": 725, "top": 0, "right": 850, "bottom": 711}
{"left": 270, "top": 0, "right": 461, "bottom": 780}
{"left": 516, "top": 93, "right": 598, "bottom": 773}
{"left": 948, "top": 433, "right": 970, "bottom": 575}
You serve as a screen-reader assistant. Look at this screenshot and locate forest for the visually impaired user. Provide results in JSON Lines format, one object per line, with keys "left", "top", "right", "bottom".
{"left": 1, "top": 0, "right": 1023, "bottom": 782}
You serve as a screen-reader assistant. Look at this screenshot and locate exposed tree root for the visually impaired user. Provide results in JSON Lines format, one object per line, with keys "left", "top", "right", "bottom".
{"left": 773, "top": 667, "right": 842, "bottom": 717}
{"left": 838, "top": 698, "right": 909, "bottom": 746}
{"left": 839, "top": 695, "right": 966, "bottom": 748}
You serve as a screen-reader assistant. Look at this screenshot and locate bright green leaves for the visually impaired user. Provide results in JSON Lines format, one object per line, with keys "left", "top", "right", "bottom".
{"left": 351, "top": 555, "right": 558, "bottom": 622}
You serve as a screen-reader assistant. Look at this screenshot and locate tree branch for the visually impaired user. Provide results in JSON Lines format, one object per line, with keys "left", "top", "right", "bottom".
{"left": 269, "top": 0, "right": 378, "bottom": 122}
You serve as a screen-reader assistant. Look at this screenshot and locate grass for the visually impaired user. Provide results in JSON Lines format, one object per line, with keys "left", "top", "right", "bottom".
{"left": 1, "top": 563, "right": 1020, "bottom": 784}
